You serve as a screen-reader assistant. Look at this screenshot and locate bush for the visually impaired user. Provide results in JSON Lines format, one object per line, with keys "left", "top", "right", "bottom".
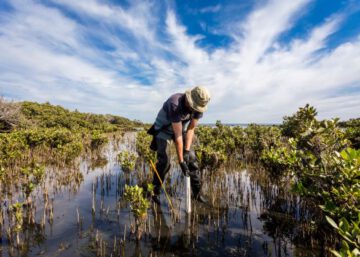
{"left": 260, "top": 138, "right": 298, "bottom": 175}
{"left": 340, "top": 118, "right": 360, "bottom": 149}
{"left": 281, "top": 104, "right": 317, "bottom": 138}
{"left": 118, "top": 151, "right": 137, "bottom": 172}
{"left": 326, "top": 215, "right": 360, "bottom": 257}
{"left": 261, "top": 105, "right": 359, "bottom": 255}
{"left": 20, "top": 162, "right": 45, "bottom": 197}
{"left": 194, "top": 121, "right": 282, "bottom": 170}
{"left": 124, "top": 184, "right": 150, "bottom": 240}
{"left": 0, "top": 131, "right": 29, "bottom": 167}
{"left": 195, "top": 121, "right": 238, "bottom": 170}
{"left": 136, "top": 130, "right": 156, "bottom": 164}
{"left": 90, "top": 130, "right": 109, "bottom": 151}
{"left": 193, "top": 105, "right": 359, "bottom": 255}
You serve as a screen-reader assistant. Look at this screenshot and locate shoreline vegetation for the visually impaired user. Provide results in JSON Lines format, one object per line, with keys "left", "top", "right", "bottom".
{"left": 0, "top": 98, "right": 143, "bottom": 168}
{"left": 193, "top": 106, "right": 359, "bottom": 256}
{"left": 0, "top": 98, "right": 359, "bottom": 256}
{"left": 0, "top": 98, "right": 143, "bottom": 212}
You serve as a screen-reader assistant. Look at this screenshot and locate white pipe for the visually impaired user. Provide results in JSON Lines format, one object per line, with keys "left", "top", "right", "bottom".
{"left": 185, "top": 176, "right": 191, "bottom": 214}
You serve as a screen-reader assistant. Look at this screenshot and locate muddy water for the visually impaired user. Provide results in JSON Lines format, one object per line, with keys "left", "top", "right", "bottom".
{"left": 0, "top": 132, "right": 326, "bottom": 257}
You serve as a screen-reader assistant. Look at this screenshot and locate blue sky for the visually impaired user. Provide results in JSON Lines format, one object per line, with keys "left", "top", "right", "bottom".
{"left": 0, "top": 0, "right": 359, "bottom": 123}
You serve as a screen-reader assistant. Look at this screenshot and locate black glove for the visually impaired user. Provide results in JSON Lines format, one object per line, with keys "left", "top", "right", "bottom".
{"left": 180, "top": 161, "right": 190, "bottom": 177}
{"left": 183, "top": 150, "right": 190, "bottom": 164}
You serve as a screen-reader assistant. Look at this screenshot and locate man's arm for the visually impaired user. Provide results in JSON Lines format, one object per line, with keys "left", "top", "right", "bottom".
{"left": 172, "top": 121, "right": 184, "bottom": 163}
{"left": 172, "top": 121, "right": 192, "bottom": 176}
{"left": 184, "top": 119, "right": 198, "bottom": 151}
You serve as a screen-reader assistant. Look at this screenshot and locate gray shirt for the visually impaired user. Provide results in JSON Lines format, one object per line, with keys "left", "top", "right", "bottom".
{"left": 154, "top": 93, "right": 203, "bottom": 140}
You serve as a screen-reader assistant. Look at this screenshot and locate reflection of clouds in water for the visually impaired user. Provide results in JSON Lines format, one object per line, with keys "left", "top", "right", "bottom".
{"left": 0, "top": 132, "right": 327, "bottom": 256}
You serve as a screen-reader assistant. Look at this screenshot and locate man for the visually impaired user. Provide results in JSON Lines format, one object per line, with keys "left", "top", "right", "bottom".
{"left": 150, "top": 86, "right": 210, "bottom": 205}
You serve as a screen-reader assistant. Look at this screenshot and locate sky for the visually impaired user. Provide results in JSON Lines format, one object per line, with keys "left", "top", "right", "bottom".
{"left": 0, "top": 0, "right": 359, "bottom": 123}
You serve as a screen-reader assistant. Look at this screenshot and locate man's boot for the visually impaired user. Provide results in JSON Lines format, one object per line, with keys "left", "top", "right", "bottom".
{"left": 193, "top": 193, "right": 208, "bottom": 204}
{"left": 192, "top": 186, "right": 208, "bottom": 204}
{"left": 185, "top": 150, "right": 207, "bottom": 204}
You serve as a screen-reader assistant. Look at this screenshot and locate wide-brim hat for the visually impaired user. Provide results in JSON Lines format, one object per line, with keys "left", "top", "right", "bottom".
{"left": 185, "top": 86, "right": 210, "bottom": 113}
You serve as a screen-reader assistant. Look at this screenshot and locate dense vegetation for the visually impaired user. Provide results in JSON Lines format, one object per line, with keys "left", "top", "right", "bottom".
{"left": 194, "top": 104, "right": 360, "bottom": 256}
{"left": 0, "top": 98, "right": 141, "bottom": 193}
{"left": 0, "top": 98, "right": 142, "bottom": 250}
{"left": 19, "top": 101, "right": 141, "bottom": 132}
{"left": 339, "top": 118, "right": 360, "bottom": 149}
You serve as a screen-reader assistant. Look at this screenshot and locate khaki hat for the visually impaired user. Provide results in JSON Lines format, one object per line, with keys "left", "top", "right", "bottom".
{"left": 185, "top": 86, "right": 210, "bottom": 113}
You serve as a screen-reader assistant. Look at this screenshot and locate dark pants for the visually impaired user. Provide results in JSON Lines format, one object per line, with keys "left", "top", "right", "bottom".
{"left": 152, "top": 137, "right": 202, "bottom": 197}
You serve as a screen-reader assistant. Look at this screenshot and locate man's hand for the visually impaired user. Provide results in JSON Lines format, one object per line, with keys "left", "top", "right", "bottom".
{"left": 180, "top": 161, "right": 190, "bottom": 177}
{"left": 183, "top": 150, "right": 199, "bottom": 171}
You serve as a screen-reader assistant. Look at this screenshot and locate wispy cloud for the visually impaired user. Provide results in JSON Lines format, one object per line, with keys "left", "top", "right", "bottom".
{"left": 199, "top": 4, "right": 221, "bottom": 14}
{"left": 0, "top": 0, "right": 359, "bottom": 122}
{"left": 236, "top": 0, "right": 311, "bottom": 63}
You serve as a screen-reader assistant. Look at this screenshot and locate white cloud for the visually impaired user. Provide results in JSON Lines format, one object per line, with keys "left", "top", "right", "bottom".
{"left": 166, "top": 11, "right": 208, "bottom": 64}
{"left": 0, "top": 0, "right": 165, "bottom": 120}
{"left": 0, "top": 0, "right": 359, "bottom": 123}
{"left": 199, "top": 4, "right": 221, "bottom": 14}
{"left": 51, "top": 0, "right": 158, "bottom": 43}
{"left": 234, "top": 0, "right": 311, "bottom": 63}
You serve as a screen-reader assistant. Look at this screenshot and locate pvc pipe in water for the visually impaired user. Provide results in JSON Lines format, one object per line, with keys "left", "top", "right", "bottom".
{"left": 185, "top": 176, "right": 191, "bottom": 214}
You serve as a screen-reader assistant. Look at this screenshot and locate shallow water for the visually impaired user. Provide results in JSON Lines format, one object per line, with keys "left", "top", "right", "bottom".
{"left": 0, "top": 132, "right": 327, "bottom": 257}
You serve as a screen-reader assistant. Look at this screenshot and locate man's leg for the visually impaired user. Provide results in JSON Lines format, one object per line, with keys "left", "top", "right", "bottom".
{"left": 152, "top": 137, "right": 171, "bottom": 204}
{"left": 187, "top": 151, "right": 206, "bottom": 203}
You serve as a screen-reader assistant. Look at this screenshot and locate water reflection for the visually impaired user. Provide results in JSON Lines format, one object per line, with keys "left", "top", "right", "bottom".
{"left": 0, "top": 132, "right": 332, "bottom": 257}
